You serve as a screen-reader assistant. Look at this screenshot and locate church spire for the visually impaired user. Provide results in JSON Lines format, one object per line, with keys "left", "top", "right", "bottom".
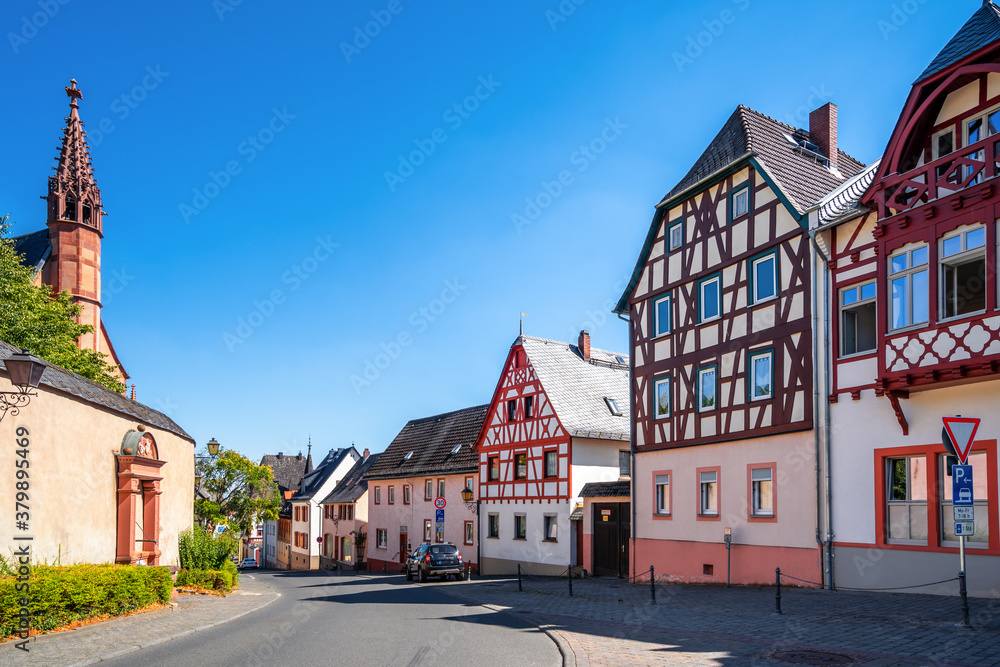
{"left": 46, "top": 79, "right": 103, "bottom": 233}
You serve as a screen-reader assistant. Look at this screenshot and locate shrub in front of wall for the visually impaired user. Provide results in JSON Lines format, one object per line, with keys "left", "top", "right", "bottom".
{"left": 173, "top": 568, "right": 235, "bottom": 593}
{"left": 0, "top": 564, "right": 171, "bottom": 639}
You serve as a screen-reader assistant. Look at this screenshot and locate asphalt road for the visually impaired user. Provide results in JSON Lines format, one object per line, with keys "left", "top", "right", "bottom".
{"left": 101, "top": 569, "right": 561, "bottom": 667}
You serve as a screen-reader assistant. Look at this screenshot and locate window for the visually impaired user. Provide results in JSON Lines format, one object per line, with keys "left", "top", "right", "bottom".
{"left": 525, "top": 396, "right": 534, "bottom": 419}
{"left": 749, "top": 351, "right": 773, "bottom": 401}
{"left": 403, "top": 485, "right": 411, "bottom": 504}
{"left": 465, "top": 521, "right": 474, "bottom": 545}
{"left": 605, "top": 397, "right": 622, "bottom": 416}
{"left": 698, "top": 366, "right": 717, "bottom": 411}
{"left": 889, "top": 246, "right": 929, "bottom": 330}
{"left": 964, "top": 107, "right": 1000, "bottom": 183}
{"left": 387, "top": 486, "right": 394, "bottom": 504}
{"left": 465, "top": 476, "right": 474, "bottom": 496}
{"left": 294, "top": 506, "right": 299, "bottom": 521}
{"left": 438, "top": 479, "right": 445, "bottom": 499}
{"left": 751, "top": 253, "right": 777, "bottom": 303}
{"left": 886, "top": 456, "right": 928, "bottom": 543}
{"left": 507, "top": 399, "right": 517, "bottom": 422}
{"left": 514, "top": 514, "right": 527, "bottom": 540}
{"left": 347, "top": 505, "right": 353, "bottom": 521}
{"left": 655, "top": 474, "right": 671, "bottom": 515}
{"left": 402, "top": 451, "right": 413, "bottom": 461}
{"left": 751, "top": 467, "right": 773, "bottom": 517}
{"left": 654, "top": 293, "right": 671, "bottom": 336}
{"left": 730, "top": 186, "right": 749, "bottom": 220}
{"left": 376, "top": 529, "right": 388, "bottom": 549}
{"left": 669, "top": 221, "right": 683, "bottom": 251}
{"left": 700, "top": 275, "right": 721, "bottom": 322}
{"left": 933, "top": 126, "right": 955, "bottom": 160}
{"left": 700, "top": 471, "right": 718, "bottom": 516}
{"left": 653, "top": 376, "right": 671, "bottom": 419}
{"left": 374, "top": 487, "right": 381, "bottom": 504}
{"left": 425, "top": 480, "right": 433, "bottom": 500}
{"left": 424, "top": 519, "right": 432, "bottom": 542}
{"left": 940, "top": 226, "right": 986, "bottom": 319}
{"left": 488, "top": 513, "right": 500, "bottom": 538}
{"left": 543, "top": 515, "right": 558, "bottom": 542}
{"left": 450, "top": 443, "right": 462, "bottom": 455}
{"left": 939, "top": 452, "right": 989, "bottom": 545}
{"left": 544, "top": 450, "right": 558, "bottom": 478}
{"left": 488, "top": 456, "right": 500, "bottom": 481}
{"left": 515, "top": 453, "right": 527, "bottom": 479}
{"left": 619, "top": 450, "right": 631, "bottom": 478}
{"left": 840, "top": 281, "right": 877, "bottom": 356}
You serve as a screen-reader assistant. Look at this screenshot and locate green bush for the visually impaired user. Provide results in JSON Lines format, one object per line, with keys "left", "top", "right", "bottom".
{"left": 177, "top": 527, "right": 238, "bottom": 571}
{"left": 0, "top": 564, "right": 172, "bottom": 639}
{"left": 174, "top": 568, "right": 235, "bottom": 592}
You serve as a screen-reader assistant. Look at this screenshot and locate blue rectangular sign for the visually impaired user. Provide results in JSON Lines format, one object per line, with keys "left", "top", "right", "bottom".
{"left": 435, "top": 509, "right": 445, "bottom": 523}
{"left": 952, "top": 464, "right": 974, "bottom": 507}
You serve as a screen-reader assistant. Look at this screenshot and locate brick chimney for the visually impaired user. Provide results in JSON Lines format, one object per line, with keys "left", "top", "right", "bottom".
{"left": 809, "top": 103, "right": 838, "bottom": 168}
{"left": 579, "top": 330, "right": 591, "bottom": 361}
{"left": 363, "top": 448, "right": 370, "bottom": 460}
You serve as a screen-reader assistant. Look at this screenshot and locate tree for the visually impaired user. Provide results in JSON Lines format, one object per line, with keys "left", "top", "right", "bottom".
{"left": 0, "top": 215, "right": 125, "bottom": 393}
{"left": 195, "top": 447, "right": 281, "bottom": 552}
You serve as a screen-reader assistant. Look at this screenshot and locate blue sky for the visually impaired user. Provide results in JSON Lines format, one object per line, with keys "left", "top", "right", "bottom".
{"left": 0, "top": 0, "right": 977, "bottom": 462}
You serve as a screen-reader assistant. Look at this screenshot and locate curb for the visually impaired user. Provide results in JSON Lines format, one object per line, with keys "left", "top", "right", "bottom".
{"left": 64, "top": 591, "right": 281, "bottom": 667}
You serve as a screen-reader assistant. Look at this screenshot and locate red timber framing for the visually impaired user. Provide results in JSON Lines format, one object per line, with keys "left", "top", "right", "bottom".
{"left": 477, "top": 344, "right": 571, "bottom": 503}
{"left": 863, "top": 66, "right": 1000, "bottom": 397}
{"left": 630, "top": 166, "right": 813, "bottom": 452}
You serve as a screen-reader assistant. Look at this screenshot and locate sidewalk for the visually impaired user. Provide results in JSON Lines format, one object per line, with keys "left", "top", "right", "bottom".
{"left": 0, "top": 574, "right": 279, "bottom": 667}
{"left": 438, "top": 573, "right": 1000, "bottom": 666}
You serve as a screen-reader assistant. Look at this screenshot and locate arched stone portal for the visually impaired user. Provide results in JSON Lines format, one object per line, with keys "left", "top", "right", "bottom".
{"left": 116, "top": 430, "right": 165, "bottom": 565}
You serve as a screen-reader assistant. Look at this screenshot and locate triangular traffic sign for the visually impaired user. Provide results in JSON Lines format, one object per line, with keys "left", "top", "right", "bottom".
{"left": 942, "top": 417, "right": 980, "bottom": 465}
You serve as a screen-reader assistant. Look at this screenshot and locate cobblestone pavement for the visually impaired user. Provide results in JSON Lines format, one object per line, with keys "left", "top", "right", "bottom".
{"left": 0, "top": 573, "right": 279, "bottom": 667}
{"left": 435, "top": 573, "right": 1000, "bottom": 666}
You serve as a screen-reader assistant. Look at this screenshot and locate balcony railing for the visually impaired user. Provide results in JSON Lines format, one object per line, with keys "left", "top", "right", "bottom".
{"left": 878, "top": 133, "right": 1000, "bottom": 219}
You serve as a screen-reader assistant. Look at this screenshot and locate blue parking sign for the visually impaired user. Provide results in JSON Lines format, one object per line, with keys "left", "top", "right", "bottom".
{"left": 435, "top": 509, "right": 444, "bottom": 523}
{"left": 952, "top": 465, "right": 974, "bottom": 507}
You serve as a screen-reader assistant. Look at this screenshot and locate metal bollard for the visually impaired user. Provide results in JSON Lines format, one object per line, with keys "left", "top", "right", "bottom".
{"left": 568, "top": 564, "right": 573, "bottom": 597}
{"left": 775, "top": 567, "right": 782, "bottom": 615}
{"left": 517, "top": 564, "right": 523, "bottom": 592}
{"left": 650, "top": 565, "right": 656, "bottom": 605}
{"left": 959, "top": 571, "right": 973, "bottom": 629}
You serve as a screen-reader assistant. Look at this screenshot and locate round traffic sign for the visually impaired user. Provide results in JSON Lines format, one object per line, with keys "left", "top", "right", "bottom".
{"left": 316, "top": 536, "right": 323, "bottom": 543}
{"left": 434, "top": 497, "right": 446, "bottom": 509}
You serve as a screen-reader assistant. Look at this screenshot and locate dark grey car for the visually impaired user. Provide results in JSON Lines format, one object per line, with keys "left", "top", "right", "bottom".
{"left": 405, "top": 543, "right": 465, "bottom": 582}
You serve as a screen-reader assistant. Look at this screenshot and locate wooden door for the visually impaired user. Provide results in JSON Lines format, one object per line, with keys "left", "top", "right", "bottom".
{"left": 592, "top": 503, "right": 630, "bottom": 578}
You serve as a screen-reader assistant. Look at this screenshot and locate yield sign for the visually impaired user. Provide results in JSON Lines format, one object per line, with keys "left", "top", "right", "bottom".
{"left": 942, "top": 417, "right": 980, "bottom": 465}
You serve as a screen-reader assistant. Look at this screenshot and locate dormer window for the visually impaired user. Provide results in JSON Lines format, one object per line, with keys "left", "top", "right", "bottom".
{"left": 605, "top": 397, "right": 622, "bottom": 416}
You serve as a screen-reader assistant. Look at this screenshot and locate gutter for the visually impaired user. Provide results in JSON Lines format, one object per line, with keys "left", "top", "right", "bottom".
{"left": 619, "top": 312, "right": 637, "bottom": 580}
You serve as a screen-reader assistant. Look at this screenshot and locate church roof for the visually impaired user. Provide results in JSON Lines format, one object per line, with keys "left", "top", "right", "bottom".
{"left": 48, "top": 80, "right": 103, "bottom": 224}
{"left": 0, "top": 339, "right": 191, "bottom": 442}
{"left": 518, "top": 336, "right": 630, "bottom": 441}
{"left": 916, "top": 1, "right": 1000, "bottom": 83}
{"left": 11, "top": 230, "right": 51, "bottom": 274}
{"left": 365, "top": 405, "right": 488, "bottom": 480}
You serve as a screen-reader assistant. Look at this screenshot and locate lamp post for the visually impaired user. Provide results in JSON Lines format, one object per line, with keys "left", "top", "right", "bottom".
{"left": 193, "top": 438, "right": 221, "bottom": 487}
{"left": 461, "top": 485, "right": 480, "bottom": 577}
{"left": 0, "top": 349, "right": 46, "bottom": 423}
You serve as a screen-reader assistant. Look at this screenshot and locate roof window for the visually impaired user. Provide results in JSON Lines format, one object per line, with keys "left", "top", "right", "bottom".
{"left": 605, "top": 397, "right": 623, "bottom": 416}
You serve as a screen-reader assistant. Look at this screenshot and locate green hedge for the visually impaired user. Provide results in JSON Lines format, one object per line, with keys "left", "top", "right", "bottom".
{"left": 0, "top": 564, "right": 172, "bottom": 639}
{"left": 174, "top": 565, "right": 236, "bottom": 593}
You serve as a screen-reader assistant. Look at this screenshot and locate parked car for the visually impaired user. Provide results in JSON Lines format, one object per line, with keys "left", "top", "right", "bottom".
{"left": 405, "top": 543, "right": 465, "bottom": 582}
{"left": 239, "top": 557, "right": 258, "bottom": 569}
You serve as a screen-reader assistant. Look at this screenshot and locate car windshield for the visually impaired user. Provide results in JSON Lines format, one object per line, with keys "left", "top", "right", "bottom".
{"left": 429, "top": 546, "right": 457, "bottom": 554}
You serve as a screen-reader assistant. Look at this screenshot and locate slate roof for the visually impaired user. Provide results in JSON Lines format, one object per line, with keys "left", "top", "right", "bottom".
{"left": 917, "top": 1, "right": 1000, "bottom": 83}
{"left": 816, "top": 160, "right": 881, "bottom": 226}
{"left": 579, "top": 481, "right": 630, "bottom": 498}
{"left": 321, "top": 453, "right": 382, "bottom": 505}
{"left": 295, "top": 447, "right": 359, "bottom": 502}
{"left": 663, "top": 105, "right": 866, "bottom": 215}
{"left": 365, "top": 405, "right": 488, "bottom": 480}
{"left": 10, "top": 230, "right": 51, "bottom": 273}
{"left": 259, "top": 451, "right": 312, "bottom": 493}
{"left": 520, "top": 336, "right": 630, "bottom": 441}
{"left": 0, "top": 339, "right": 191, "bottom": 441}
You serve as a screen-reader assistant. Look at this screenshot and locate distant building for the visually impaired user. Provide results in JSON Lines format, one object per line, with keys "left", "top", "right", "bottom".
{"left": 289, "top": 447, "right": 360, "bottom": 569}
{"left": 259, "top": 450, "right": 312, "bottom": 569}
{"left": 320, "top": 449, "right": 381, "bottom": 569}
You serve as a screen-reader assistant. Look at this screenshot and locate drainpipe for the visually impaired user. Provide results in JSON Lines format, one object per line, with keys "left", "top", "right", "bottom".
{"left": 619, "top": 312, "right": 637, "bottom": 579}
{"left": 808, "top": 225, "right": 834, "bottom": 590}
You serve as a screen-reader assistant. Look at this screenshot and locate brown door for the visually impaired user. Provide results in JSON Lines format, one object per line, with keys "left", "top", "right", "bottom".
{"left": 592, "top": 502, "right": 630, "bottom": 578}
{"left": 399, "top": 532, "right": 408, "bottom": 564}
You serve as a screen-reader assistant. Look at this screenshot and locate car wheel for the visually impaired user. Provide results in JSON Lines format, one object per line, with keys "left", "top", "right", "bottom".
{"left": 419, "top": 568, "right": 427, "bottom": 583}
{"left": 457, "top": 570, "right": 466, "bottom": 581}
{"left": 405, "top": 566, "right": 413, "bottom": 582}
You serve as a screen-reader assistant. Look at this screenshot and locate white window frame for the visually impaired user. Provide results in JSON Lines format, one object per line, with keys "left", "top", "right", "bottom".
{"left": 731, "top": 186, "right": 749, "bottom": 220}
{"left": 700, "top": 275, "right": 721, "bottom": 322}
{"left": 963, "top": 105, "right": 1000, "bottom": 183}
{"left": 751, "top": 253, "right": 778, "bottom": 303}
{"left": 886, "top": 455, "right": 928, "bottom": 544}
{"left": 751, "top": 467, "right": 773, "bottom": 517}
{"left": 669, "top": 221, "right": 684, "bottom": 251}
{"left": 932, "top": 126, "right": 955, "bottom": 160}
{"left": 655, "top": 474, "right": 670, "bottom": 516}
{"left": 939, "top": 225, "right": 987, "bottom": 321}
{"left": 839, "top": 281, "right": 877, "bottom": 357}
{"left": 699, "top": 471, "right": 718, "bottom": 516}
{"left": 543, "top": 515, "right": 558, "bottom": 542}
{"left": 387, "top": 486, "right": 394, "bottom": 504}
{"left": 376, "top": 529, "right": 388, "bottom": 550}
{"left": 653, "top": 376, "right": 671, "bottom": 420}
{"left": 514, "top": 514, "right": 527, "bottom": 540}
{"left": 653, "top": 293, "right": 671, "bottom": 337}
{"left": 888, "top": 245, "right": 929, "bottom": 331}
{"left": 749, "top": 351, "right": 773, "bottom": 401}
{"left": 698, "top": 366, "right": 717, "bottom": 412}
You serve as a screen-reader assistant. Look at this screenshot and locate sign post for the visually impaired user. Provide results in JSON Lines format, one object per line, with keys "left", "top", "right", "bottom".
{"left": 943, "top": 416, "right": 979, "bottom": 629}
{"left": 724, "top": 527, "right": 732, "bottom": 588}
{"left": 435, "top": 505, "right": 445, "bottom": 543}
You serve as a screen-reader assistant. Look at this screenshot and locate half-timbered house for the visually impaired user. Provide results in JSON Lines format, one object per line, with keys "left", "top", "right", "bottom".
{"left": 476, "top": 332, "right": 630, "bottom": 576}
{"left": 288, "top": 447, "right": 360, "bottom": 569}
{"left": 615, "top": 103, "right": 866, "bottom": 585}
{"left": 364, "top": 405, "right": 486, "bottom": 573}
{"left": 814, "top": 2, "right": 1000, "bottom": 595}
{"left": 320, "top": 450, "right": 380, "bottom": 570}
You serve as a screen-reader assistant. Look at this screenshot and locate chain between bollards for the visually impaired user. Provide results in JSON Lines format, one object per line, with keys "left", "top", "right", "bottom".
{"left": 650, "top": 564, "right": 656, "bottom": 605}
{"left": 568, "top": 563, "right": 573, "bottom": 597}
{"left": 517, "top": 563, "right": 523, "bottom": 592}
{"left": 774, "top": 567, "right": 782, "bottom": 615}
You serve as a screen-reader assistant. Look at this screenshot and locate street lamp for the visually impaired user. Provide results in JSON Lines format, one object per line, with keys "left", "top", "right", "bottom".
{"left": 461, "top": 485, "right": 478, "bottom": 514}
{"left": 0, "top": 349, "right": 46, "bottom": 422}
{"left": 194, "top": 438, "right": 222, "bottom": 486}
